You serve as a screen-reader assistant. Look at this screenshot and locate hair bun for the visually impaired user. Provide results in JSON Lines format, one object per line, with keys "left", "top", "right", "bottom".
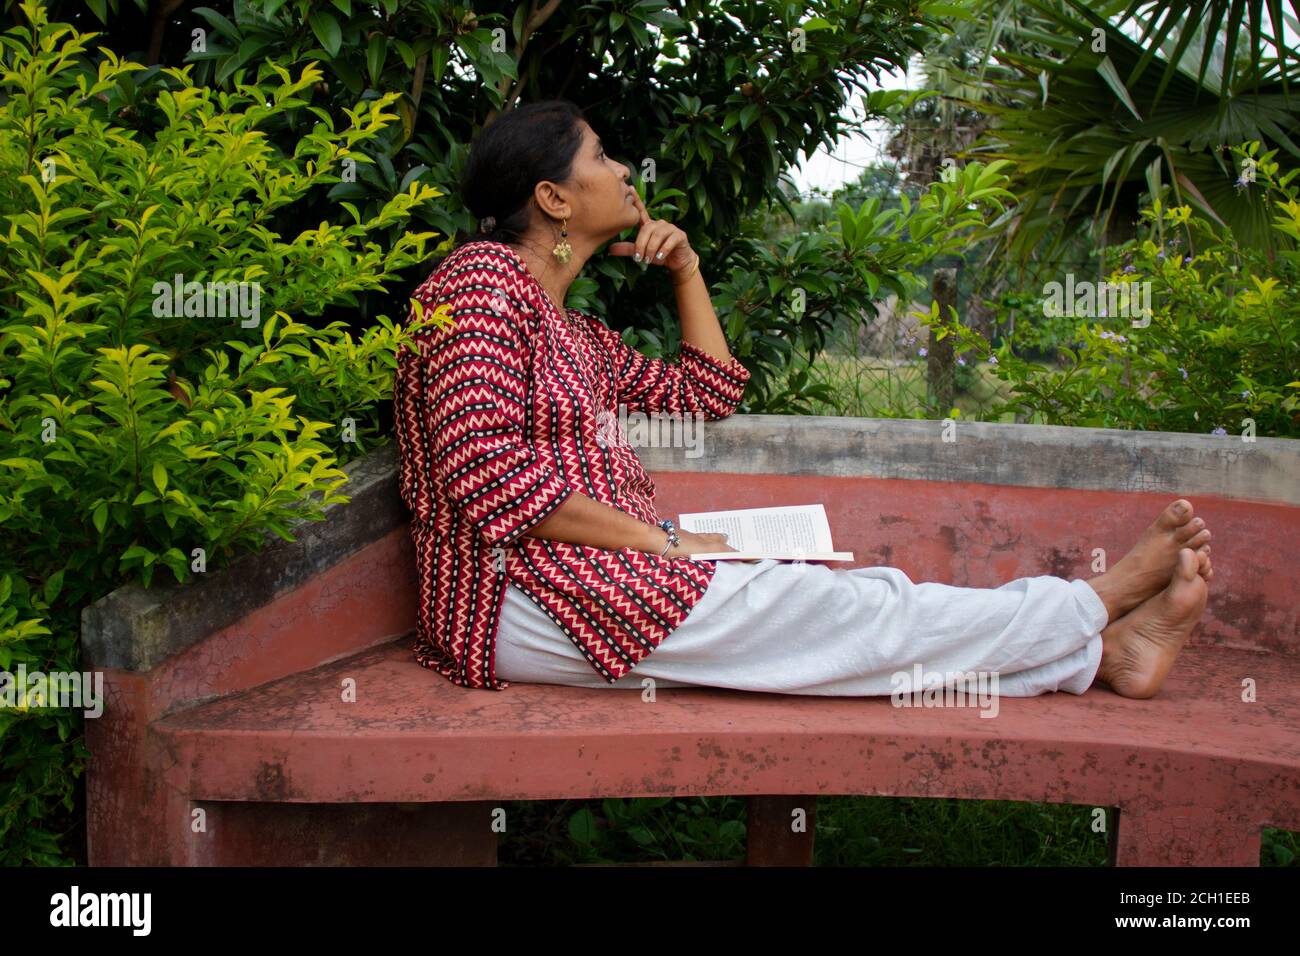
{"left": 478, "top": 215, "right": 497, "bottom": 234}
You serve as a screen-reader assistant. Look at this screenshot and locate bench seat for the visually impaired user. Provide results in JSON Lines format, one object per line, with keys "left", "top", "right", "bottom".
{"left": 147, "top": 637, "right": 1298, "bottom": 866}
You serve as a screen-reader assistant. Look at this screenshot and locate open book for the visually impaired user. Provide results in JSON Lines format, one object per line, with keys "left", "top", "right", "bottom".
{"left": 676, "top": 504, "right": 855, "bottom": 562}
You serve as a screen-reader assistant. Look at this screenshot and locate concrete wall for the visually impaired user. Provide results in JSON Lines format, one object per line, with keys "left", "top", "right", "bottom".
{"left": 633, "top": 414, "right": 1299, "bottom": 504}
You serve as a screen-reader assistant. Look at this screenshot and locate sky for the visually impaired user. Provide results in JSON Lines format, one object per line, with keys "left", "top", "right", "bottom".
{"left": 788, "top": 56, "right": 918, "bottom": 198}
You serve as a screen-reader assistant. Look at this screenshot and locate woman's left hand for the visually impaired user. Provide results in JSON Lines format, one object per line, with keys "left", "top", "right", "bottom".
{"left": 607, "top": 190, "right": 697, "bottom": 278}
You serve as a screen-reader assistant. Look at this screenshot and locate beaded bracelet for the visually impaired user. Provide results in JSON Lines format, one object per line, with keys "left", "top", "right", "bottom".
{"left": 658, "top": 518, "right": 680, "bottom": 556}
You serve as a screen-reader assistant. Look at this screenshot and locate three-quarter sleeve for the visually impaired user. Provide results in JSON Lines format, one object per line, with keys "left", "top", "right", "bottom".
{"left": 582, "top": 313, "right": 751, "bottom": 418}
{"left": 397, "top": 276, "right": 573, "bottom": 548}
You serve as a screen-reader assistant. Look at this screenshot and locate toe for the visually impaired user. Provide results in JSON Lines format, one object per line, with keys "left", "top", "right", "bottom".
{"left": 1160, "top": 499, "right": 1194, "bottom": 530}
{"left": 1185, "top": 528, "right": 1211, "bottom": 548}
{"left": 1177, "top": 517, "right": 1207, "bottom": 540}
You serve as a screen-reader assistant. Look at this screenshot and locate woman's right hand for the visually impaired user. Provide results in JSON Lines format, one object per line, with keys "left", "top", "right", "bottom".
{"left": 658, "top": 528, "right": 738, "bottom": 559}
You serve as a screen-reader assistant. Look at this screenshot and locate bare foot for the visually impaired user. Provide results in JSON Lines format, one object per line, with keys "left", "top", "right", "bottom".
{"left": 1092, "top": 548, "right": 1208, "bottom": 699}
{"left": 1088, "top": 499, "right": 1212, "bottom": 620}
{"left": 1195, "top": 544, "right": 1214, "bottom": 581}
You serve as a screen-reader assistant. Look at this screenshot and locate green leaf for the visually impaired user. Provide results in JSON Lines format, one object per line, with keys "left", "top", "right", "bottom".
{"left": 309, "top": 12, "right": 343, "bottom": 57}
{"left": 193, "top": 6, "right": 240, "bottom": 42}
{"left": 92, "top": 502, "right": 109, "bottom": 535}
{"left": 152, "top": 461, "right": 168, "bottom": 494}
{"left": 568, "top": 808, "right": 598, "bottom": 844}
{"left": 331, "top": 56, "right": 363, "bottom": 93}
{"left": 394, "top": 38, "right": 414, "bottom": 69}
{"left": 1095, "top": 56, "right": 1142, "bottom": 123}
{"left": 366, "top": 33, "right": 388, "bottom": 87}
{"left": 43, "top": 570, "right": 64, "bottom": 605}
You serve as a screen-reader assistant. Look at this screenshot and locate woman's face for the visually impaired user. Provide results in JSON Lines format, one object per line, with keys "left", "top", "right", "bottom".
{"left": 539, "top": 121, "right": 640, "bottom": 242}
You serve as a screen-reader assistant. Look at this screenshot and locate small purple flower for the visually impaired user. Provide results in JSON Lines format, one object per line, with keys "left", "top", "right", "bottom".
{"left": 1156, "top": 250, "right": 1165, "bottom": 259}
{"left": 1099, "top": 330, "right": 1112, "bottom": 340}
{"left": 1242, "top": 389, "right": 1252, "bottom": 399}
{"left": 1183, "top": 256, "right": 1192, "bottom": 265}
{"left": 957, "top": 357, "right": 966, "bottom": 366}
{"left": 1211, "top": 426, "right": 1228, "bottom": 436}
{"left": 1178, "top": 367, "right": 1187, "bottom": 380}
{"left": 1116, "top": 334, "right": 1128, "bottom": 343}
{"left": 918, "top": 347, "right": 928, "bottom": 357}
{"left": 989, "top": 355, "right": 998, "bottom": 365}
{"left": 1123, "top": 264, "right": 1136, "bottom": 274}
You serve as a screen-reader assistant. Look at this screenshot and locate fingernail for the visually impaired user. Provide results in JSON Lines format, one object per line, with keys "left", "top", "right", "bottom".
{"left": 633, "top": 252, "right": 641, "bottom": 262}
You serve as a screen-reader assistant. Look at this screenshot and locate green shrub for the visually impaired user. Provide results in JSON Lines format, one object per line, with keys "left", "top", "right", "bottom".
{"left": 0, "top": 0, "right": 446, "bottom": 864}
{"left": 672, "top": 159, "right": 1017, "bottom": 413}
{"left": 97, "top": 0, "right": 951, "bottom": 410}
{"left": 929, "top": 143, "right": 1300, "bottom": 437}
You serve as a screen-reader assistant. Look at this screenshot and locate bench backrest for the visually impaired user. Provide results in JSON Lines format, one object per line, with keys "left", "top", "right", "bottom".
{"left": 639, "top": 416, "right": 1299, "bottom": 657}
{"left": 81, "top": 415, "right": 1299, "bottom": 717}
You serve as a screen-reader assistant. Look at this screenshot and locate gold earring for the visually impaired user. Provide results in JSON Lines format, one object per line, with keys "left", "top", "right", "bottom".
{"left": 552, "top": 217, "right": 572, "bottom": 264}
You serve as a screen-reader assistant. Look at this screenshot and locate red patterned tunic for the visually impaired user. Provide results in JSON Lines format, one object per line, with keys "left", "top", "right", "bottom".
{"left": 393, "top": 239, "right": 751, "bottom": 689}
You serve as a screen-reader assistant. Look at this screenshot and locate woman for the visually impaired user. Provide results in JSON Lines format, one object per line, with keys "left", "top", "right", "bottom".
{"left": 393, "top": 100, "right": 1214, "bottom": 700}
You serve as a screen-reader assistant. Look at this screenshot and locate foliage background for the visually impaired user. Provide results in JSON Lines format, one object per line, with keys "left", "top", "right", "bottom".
{"left": 0, "top": 0, "right": 1295, "bottom": 866}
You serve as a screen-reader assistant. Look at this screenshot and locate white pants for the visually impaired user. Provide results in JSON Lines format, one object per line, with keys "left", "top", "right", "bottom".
{"left": 494, "top": 558, "right": 1107, "bottom": 698}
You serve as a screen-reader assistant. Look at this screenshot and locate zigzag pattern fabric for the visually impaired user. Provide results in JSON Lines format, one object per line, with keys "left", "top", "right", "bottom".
{"left": 393, "top": 240, "right": 752, "bottom": 689}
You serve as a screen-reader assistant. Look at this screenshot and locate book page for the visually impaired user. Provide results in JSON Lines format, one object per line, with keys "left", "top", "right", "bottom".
{"left": 677, "top": 504, "right": 833, "bottom": 552}
{"left": 675, "top": 505, "right": 852, "bottom": 560}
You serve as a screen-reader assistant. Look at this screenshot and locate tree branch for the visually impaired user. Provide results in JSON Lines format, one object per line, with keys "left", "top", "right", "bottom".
{"left": 495, "top": 0, "right": 564, "bottom": 115}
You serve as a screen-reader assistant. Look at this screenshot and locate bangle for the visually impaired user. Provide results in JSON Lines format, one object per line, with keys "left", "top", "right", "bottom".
{"left": 671, "top": 252, "right": 700, "bottom": 286}
{"left": 657, "top": 518, "right": 680, "bottom": 556}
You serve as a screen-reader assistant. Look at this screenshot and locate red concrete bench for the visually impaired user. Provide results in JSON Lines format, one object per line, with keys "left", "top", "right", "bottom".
{"left": 81, "top": 416, "right": 1300, "bottom": 865}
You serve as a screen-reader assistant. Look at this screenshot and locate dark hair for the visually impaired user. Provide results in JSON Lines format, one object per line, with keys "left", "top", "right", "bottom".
{"left": 454, "top": 99, "right": 588, "bottom": 249}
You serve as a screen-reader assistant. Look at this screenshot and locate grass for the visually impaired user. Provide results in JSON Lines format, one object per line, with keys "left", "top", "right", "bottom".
{"left": 794, "top": 310, "right": 1023, "bottom": 421}
{"left": 803, "top": 352, "right": 1019, "bottom": 421}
